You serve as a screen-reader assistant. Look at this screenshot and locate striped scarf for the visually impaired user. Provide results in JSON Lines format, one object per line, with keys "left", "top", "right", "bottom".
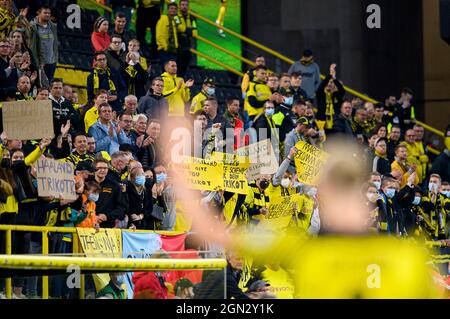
{"left": 93, "top": 67, "right": 116, "bottom": 94}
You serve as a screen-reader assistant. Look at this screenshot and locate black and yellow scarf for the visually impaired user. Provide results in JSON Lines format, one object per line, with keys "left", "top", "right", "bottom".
{"left": 325, "top": 91, "right": 335, "bottom": 129}
{"left": 93, "top": 67, "right": 116, "bottom": 94}
{"left": 124, "top": 65, "right": 138, "bottom": 95}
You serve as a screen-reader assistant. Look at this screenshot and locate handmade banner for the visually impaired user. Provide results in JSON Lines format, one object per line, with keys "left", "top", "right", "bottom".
{"left": 122, "top": 231, "right": 163, "bottom": 299}
{"left": 211, "top": 152, "right": 249, "bottom": 194}
{"left": 36, "top": 158, "right": 76, "bottom": 200}
{"left": 294, "top": 141, "right": 329, "bottom": 185}
{"left": 257, "top": 194, "right": 301, "bottom": 231}
{"left": 2, "top": 100, "right": 54, "bottom": 140}
{"left": 236, "top": 139, "right": 279, "bottom": 181}
{"left": 174, "top": 156, "right": 223, "bottom": 192}
{"left": 76, "top": 228, "right": 122, "bottom": 291}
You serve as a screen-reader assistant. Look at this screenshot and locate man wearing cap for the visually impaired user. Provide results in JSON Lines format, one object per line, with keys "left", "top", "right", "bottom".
{"left": 190, "top": 77, "right": 215, "bottom": 114}
{"left": 287, "top": 49, "right": 321, "bottom": 100}
{"left": 284, "top": 116, "right": 316, "bottom": 173}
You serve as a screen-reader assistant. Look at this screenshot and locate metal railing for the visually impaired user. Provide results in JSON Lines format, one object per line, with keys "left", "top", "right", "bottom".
{"left": 79, "top": 0, "right": 446, "bottom": 138}
{"left": 0, "top": 225, "right": 203, "bottom": 299}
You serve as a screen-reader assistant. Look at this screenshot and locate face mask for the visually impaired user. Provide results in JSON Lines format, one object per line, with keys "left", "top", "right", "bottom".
{"left": 206, "top": 87, "right": 215, "bottom": 96}
{"left": 441, "top": 191, "right": 450, "bottom": 198}
{"left": 412, "top": 196, "right": 421, "bottom": 206}
{"left": 373, "top": 181, "right": 381, "bottom": 190}
{"left": 259, "top": 180, "right": 270, "bottom": 190}
{"left": 12, "top": 160, "right": 24, "bottom": 167}
{"left": 385, "top": 188, "right": 396, "bottom": 199}
{"left": 283, "top": 96, "right": 293, "bottom": 106}
{"left": 306, "top": 187, "right": 317, "bottom": 197}
{"left": 1, "top": 158, "right": 10, "bottom": 168}
{"left": 156, "top": 173, "right": 167, "bottom": 184}
{"left": 115, "top": 275, "right": 125, "bottom": 286}
{"left": 293, "top": 181, "right": 302, "bottom": 189}
{"left": 265, "top": 108, "right": 275, "bottom": 117}
{"left": 281, "top": 178, "right": 291, "bottom": 188}
{"left": 135, "top": 175, "right": 146, "bottom": 186}
{"left": 428, "top": 183, "right": 438, "bottom": 193}
{"left": 88, "top": 193, "right": 99, "bottom": 202}
{"left": 145, "top": 177, "right": 154, "bottom": 187}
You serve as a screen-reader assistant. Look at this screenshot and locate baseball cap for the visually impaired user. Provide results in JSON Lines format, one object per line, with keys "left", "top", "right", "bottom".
{"left": 248, "top": 280, "right": 270, "bottom": 292}
{"left": 203, "top": 77, "right": 215, "bottom": 86}
{"left": 296, "top": 117, "right": 310, "bottom": 126}
{"left": 302, "top": 49, "right": 313, "bottom": 57}
{"left": 76, "top": 161, "right": 94, "bottom": 173}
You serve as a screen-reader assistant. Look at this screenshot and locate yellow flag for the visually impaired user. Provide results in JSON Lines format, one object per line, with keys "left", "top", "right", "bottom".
{"left": 294, "top": 141, "right": 329, "bottom": 185}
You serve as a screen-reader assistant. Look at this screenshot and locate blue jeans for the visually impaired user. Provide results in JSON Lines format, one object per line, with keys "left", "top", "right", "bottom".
{"left": 44, "top": 63, "right": 56, "bottom": 83}
{"left": 27, "top": 241, "right": 42, "bottom": 298}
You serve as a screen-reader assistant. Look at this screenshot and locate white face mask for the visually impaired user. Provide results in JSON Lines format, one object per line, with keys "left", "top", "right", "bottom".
{"left": 306, "top": 187, "right": 317, "bottom": 197}
{"left": 373, "top": 181, "right": 381, "bottom": 190}
{"left": 428, "top": 182, "right": 438, "bottom": 193}
{"left": 281, "top": 178, "right": 291, "bottom": 188}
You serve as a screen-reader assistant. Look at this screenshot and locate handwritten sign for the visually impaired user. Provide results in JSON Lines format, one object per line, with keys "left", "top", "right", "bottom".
{"left": 2, "top": 100, "right": 54, "bottom": 140}
{"left": 236, "top": 139, "right": 279, "bottom": 181}
{"left": 294, "top": 141, "right": 329, "bottom": 185}
{"left": 36, "top": 158, "right": 76, "bottom": 200}
{"left": 211, "top": 152, "right": 249, "bottom": 194}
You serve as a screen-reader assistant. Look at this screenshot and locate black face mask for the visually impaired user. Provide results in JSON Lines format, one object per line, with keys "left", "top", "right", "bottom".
{"left": 260, "top": 180, "right": 270, "bottom": 190}
{"left": 12, "top": 160, "right": 24, "bottom": 167}
{"left": 145, "top": 177, "right": 154, "bottom": 188}
{"left": 1, "top": 158, "right": 10, "bottom": 168}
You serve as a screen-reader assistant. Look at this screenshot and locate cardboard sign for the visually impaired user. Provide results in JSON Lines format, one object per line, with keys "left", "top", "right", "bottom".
{"left": 211, "top": 152, "right": 250, "bottom": 194}
{"left": 2, "top": 100, "right": 54, "bottom": 140}
{"left": 236, "top": 139, "right": 279, "bottom": 181}
{"left": 175, "top": 156, "right": 223, "bottom": 191}
{"left": 294, "top": 141, "right": 329, "bottom": 185}
{"left": 36, "top": 158, "right": 76, "bottom": 200}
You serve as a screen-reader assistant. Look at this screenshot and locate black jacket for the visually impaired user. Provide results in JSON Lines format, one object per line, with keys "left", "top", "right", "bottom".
{"left": 372, "top": 155, "right": 391, "bottom": 176}
{"left": 49, "top": 96, "right": 81, "bottom": 136}
{"left": 95, "top": 177, "right": 128, "bottom": 228}
{"left": 252, "top": 113, "right": 278, "bottom": 142}
{"left": 138, "top": 92, "right": 169, "bottom": 120}
{"left": 126, "top": 183, "right": 154, "bottom": 229}
{"left": 137, "top": 137, "right": 164, "bottom": 169}
{"left": 122, "top": 62, "right": 148, "bottom": 99}
{"left": 332, "top": 113, "right": 355, "bottom": 139}
{"left": 316, "top": 75, "right": 345, "bottom": 122}
{"left": 430, "top": 150, "right": 450, "bottom": 183}
{"left": 194, "top": 264, "right": 249, "bottom": 299}
{"left": 387, "top": 139, "right": 400, "bottom": 164}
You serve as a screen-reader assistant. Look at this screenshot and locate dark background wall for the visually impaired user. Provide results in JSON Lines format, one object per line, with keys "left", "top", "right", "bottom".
{"left": 242, "top": 0, "right": 425, "bottom": 119}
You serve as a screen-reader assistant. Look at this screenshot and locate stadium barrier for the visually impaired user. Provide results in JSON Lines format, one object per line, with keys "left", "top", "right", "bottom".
{"left": 0, "top": 225, "right": 226, "bottom": 299}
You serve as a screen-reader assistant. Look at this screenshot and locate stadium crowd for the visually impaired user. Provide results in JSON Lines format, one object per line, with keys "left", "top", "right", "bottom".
{"left": 0, "top": 1, "right": 449, "bottom": 299}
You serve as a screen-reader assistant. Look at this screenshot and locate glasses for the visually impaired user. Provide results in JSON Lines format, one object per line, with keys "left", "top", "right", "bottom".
{"left": 0, "top": 45, "right": 10, "bottom": 48}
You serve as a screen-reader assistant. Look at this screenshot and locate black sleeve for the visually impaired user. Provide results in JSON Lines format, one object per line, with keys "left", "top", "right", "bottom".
{"left": 396, "top": 185, "right": 415, "bottom": 206}
{"left": 108, "top": 184, "right": 128, "bottom": 221}
{"left": 248, "top": 96, "right": 266, "bottom": 109}
{"left": 226, "top": 268, "right": 250, "bottom": 299}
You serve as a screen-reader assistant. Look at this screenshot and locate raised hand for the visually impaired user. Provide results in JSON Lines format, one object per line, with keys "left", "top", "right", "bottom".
{"left": 185, "top": 79, "right": 194, "bottom": 88}
{"left": 61, "top": 120, "right": 71, "bottom": 137}
{"left": 330, "top": 63, "right": 337, "bottom": 79}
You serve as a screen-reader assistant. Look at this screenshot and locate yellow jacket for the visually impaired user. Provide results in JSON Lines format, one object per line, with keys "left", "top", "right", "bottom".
{"left": 161, "top": 71, "right": 190, "bottom": 117}
{"left": 244, "top": 81, "right": 272, "bottom": 117}
{"left": 391, "top": 159, "right": 419, "bottom": 188}
{"left": 156, "top": 15, "right": 185, "bottom": 52}
{"left": 189, "top": 90, "right": 208, "bottom": 114}
{"left": 400, "top": 141, "right": 425, "bottom": 182}
{"left": 84, "top": 106, "right": 98, "bottom": 133}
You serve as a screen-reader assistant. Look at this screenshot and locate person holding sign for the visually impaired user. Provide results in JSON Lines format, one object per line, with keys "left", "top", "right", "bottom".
{"left": 284, "top": 117, "right": 316, "bottom": 173}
